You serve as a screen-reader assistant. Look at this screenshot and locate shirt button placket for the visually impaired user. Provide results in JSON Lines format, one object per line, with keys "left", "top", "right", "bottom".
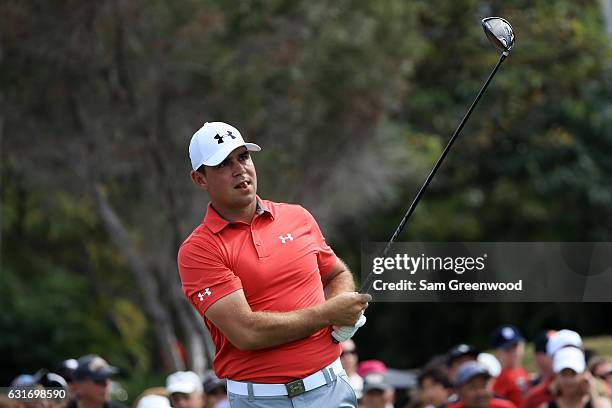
{"left": 251, "top": 227, "right": 265, "bottom": 258}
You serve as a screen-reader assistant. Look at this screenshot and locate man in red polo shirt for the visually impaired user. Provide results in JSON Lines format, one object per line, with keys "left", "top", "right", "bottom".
{"left": 178, "top": 121, "right": 370, "bottom": 407}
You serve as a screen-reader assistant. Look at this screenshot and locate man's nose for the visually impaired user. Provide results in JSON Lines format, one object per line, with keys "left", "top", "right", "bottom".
{"left": 231, "top": 160, "right": 247, "bottom": 175}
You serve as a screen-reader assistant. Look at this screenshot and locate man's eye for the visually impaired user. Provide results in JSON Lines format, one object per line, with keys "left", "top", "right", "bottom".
{"left": 239, "top": 153, "right": 250, "bottom": 161}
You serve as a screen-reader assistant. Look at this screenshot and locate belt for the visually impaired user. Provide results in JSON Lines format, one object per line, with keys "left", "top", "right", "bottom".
{"left": 227, "top": 358, "right": 345, "bottom": 398}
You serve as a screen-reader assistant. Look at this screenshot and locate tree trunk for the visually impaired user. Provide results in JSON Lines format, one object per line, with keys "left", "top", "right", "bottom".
{"left": 91, "top": 183, "right": 184, "bottom": 372}
{"left": 145, "top": 88, "right": 215, "bottom": 372}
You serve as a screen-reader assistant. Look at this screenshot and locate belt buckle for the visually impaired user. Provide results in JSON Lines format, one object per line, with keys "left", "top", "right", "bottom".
{"left": 285, "top": 379, "right": 306, "bottom": 398}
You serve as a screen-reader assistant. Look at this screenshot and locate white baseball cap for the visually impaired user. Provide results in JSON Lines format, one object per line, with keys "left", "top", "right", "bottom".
{"left": 189, "top": 122, "right": 261, "bottom": 170}
{"left": 136, "top": 395, "right": 171, "bottom": 408}
{"left": 166, "top": 371, "right": 202, "bottom": 394}
{"left": 547, "top": 329, "right": 583, "bottom": 356}
{"left": 477, "top": 353, "right": 502, "bottom": 377}
{"left": 553, "top": 347, "right": 586, "bottom": 374}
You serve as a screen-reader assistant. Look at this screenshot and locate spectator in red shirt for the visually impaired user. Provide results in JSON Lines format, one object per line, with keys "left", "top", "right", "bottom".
{"left": 178, "top": 122, "right": 370, "bottom": 408}
{"left": 447, "top": 362, "right": 516, "bottom": 408}
{"left": 491, "top": 325, "right": 530, "bottom": 407}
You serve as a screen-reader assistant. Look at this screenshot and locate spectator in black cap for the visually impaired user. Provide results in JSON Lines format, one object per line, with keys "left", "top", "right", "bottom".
{"left": 361, "top": 372, "right": 395, "bottom": 408}
{"left": 446, "top": 362, "right": 516, "bottom": 408}
{"left": 447, "top": 345, "right": 480, "bottom": 385}
{"left": 67, "top": 354, "right": 126, "bottom": 408}
{"left": 202, "top": 372, "right": 228, "bottom": 408}
{"left": 35, "top": 369, "right": 70, "bottom": 408}
{"left": 491, "top": 325, "right": 529, "bottom": 408}
{"left": 418, "top": 367, "right": 453, "bottom": 408}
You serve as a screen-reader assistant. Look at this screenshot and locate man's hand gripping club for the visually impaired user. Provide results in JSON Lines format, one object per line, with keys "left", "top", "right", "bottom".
{"left": 325, "top": 292, "right": 370, "bottom": 343}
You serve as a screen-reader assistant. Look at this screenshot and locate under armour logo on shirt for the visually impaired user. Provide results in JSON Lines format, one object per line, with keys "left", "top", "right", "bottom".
{"left": 197, "top": 288, "right": 212, "bottom": 301}
{"left": 213, "top": 131, "right": 237, "bottom": 144}
{"left": 279, "top": 233, "right": 293, "bottom": 244}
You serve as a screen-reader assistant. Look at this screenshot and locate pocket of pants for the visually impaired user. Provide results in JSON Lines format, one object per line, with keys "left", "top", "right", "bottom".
{"left": 337, "top": 374, "right": 358, "bottom": 403}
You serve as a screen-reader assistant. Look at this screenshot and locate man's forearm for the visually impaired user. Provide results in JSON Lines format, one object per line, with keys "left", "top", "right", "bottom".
{"left": 232, "top": 291, "right": 368, "bottom": 351}
{"left": 324, "top": 269, "right": 356, "bottom": 299}
{"left": 243, "top": 303, "right": 331, "bottom": 350}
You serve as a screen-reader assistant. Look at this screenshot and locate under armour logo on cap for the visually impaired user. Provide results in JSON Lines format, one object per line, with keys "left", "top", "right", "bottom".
{"left": 189, "top": 122, "right": 262, "bottom": 169}
{"left": 213, "top": 131, "right": 237, "bottom": 144}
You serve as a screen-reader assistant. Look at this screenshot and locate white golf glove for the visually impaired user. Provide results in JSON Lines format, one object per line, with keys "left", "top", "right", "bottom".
{"left": 331, "top": 312, "right": 366, "bottom": 343}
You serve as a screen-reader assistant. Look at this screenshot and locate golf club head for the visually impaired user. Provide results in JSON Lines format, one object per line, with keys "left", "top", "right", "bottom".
{"left": 482, "top": 17, "right": 515, "bottom": 54}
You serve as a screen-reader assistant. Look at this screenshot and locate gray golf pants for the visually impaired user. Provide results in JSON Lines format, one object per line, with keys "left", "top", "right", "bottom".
{"left": 227, "top": 372, "right": 357, "bottom": 408}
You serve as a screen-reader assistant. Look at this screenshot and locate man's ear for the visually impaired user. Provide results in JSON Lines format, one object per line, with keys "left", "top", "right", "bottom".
{"left": 190, "top": 170, "right": 208, "bottom": 191}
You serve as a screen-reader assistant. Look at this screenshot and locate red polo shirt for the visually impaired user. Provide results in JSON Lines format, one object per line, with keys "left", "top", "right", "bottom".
{"left": 521, "top": 378, "right": 554, "bottom": 408}
{"left": 493, "top": 367, "right": 530, "bottom": 408}
{"left": 177, "top": 199, "right": 342, "bottom": 383}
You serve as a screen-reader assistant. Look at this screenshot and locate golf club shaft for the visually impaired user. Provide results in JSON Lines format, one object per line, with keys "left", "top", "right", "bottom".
{"left": 360, "top": 53, "right": 507, "bottom": 294}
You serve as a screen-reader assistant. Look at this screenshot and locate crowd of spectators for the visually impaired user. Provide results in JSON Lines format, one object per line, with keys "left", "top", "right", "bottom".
{"left": 3, "top": 326, "right": 612, "bottom": 408}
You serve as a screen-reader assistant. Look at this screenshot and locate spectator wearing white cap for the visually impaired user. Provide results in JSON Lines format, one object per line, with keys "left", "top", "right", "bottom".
{"left": 537, "top": 347, "right": 611, "bottom": 408}
{"left": 522, "top": 330, "right": 584, "bottom": 408}
{"left": 136, "top": 396, "right": 171, "bottom": 408}
{"left": 166, "top": 371, "right": 204, "bottom": 408}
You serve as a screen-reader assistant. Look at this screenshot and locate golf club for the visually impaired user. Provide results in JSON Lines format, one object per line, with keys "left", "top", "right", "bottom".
{"left": 359, "top": 17, "right": 515, "bottom": 294}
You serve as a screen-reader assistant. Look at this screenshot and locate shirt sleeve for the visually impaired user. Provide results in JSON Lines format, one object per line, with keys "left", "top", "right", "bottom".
{"left": 301, "top": 207, "right": 338, "bottom": 277}
{"left": 177, "top": 239, "right": 243, "bottom": 316}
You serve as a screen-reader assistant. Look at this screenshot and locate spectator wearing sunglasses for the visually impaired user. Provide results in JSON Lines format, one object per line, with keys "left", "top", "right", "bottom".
{"left": 589, "top": 357, "right": 612, "bottom": 398}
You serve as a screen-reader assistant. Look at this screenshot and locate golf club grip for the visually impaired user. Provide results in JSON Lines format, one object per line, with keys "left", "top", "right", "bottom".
{"left": 359, "top": 53, "right": 508, "bottom": 295}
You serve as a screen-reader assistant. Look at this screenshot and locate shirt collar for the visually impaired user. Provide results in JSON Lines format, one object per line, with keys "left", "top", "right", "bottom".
{"left": 203, "top": 197, "right": 273, "bottom": 234}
